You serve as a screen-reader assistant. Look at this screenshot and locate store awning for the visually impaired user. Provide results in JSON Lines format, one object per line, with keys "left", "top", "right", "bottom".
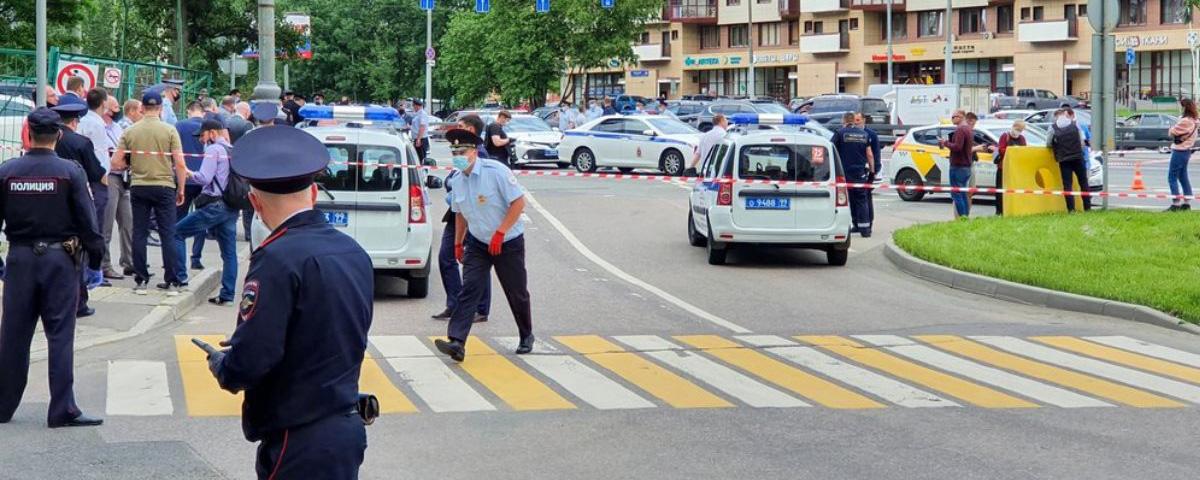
{"left": 1065, "top": 63, "right": 1092, "bottom": 70}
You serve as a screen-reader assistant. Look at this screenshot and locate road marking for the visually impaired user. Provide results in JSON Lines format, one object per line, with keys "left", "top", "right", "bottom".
{"left": 797, "top": 336, "right": 1036, "bottom": 408}
{"left": 514, "top": 351, "right": 656, "bottom": 410}
{"left": 736, "top": 335, "right": 955, "bottom": 408}
{"left": 371, "top": 336, "right": 495, "bottom": 413}
{"left": 1086, "top": 336, "right": 1200, "bottom": 368}
{"left": 360, "top": 353, "right": 418, "bottom": 414}
{"left": 854, "top": 336, "right": 1111, "bottom": 408}
{"left": 972, "top": 336, "right": 1200, "bottom": 404}
{"left": 613, "top": 336, "right": 808, "bottom": 408}
{"left": 524, "top": 192, "right": 750, "bottom": 333}
{"left": 676, "top": 335, "right": 884, "bottom": 409}
{"left": 1032, "top": 336, "right": 1200, "bottom": 385}
{"left": 917, "top": 336, "right": 1182, "bottom": 408}
{"left": 555, "top": 335, "right": 732, "bottom": 409}
{"left": 493, "top": 336, "right": 562, "bottom": 355}
{"left": 173, "top": 335, "right": 242, "bottom": 416}
{"left": 106, "top": 360, "right": 173, "bottom": 416}
{"left": 445, "top": 337, "right": 576, "bottom": 411}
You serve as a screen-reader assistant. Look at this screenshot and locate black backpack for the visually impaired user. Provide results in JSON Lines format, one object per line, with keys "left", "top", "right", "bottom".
{"left": 215, "top": 144, "right": 252, "bottom": 210}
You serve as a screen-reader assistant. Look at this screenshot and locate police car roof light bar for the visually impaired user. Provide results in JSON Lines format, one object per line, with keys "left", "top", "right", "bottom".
{"left": 298, "top": 105, "right": 401, "bottom": 122}
{"left": 728, "top": 113, "right": 809, "bottom": 126}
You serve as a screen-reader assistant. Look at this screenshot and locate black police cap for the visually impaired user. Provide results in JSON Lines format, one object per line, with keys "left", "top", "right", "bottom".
{"left": 27, "top": 107, "right": 62, "bottom": 134}
{"left": 445, "top": 128, "right": 481, "bottom": 149}
{"left": 231, "top": 126, "right": 330, "bottom": 194}
{"left": 51, "top": 95, "right": 88, "bottom": 120}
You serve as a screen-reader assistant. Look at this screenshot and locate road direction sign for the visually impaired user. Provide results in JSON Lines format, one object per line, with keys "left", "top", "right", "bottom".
{"left": 1087, "top": 0, "right": 1117, "bottom": 32}
{"left": 1126, "top": 47, "right": 1136, "bottom": 66}
{"left": 536, "top": 0, "right": 550, "bottom": 13}
{"left": 426, "top": 47, "right": 436, "bottom": 61}
{"left": 475, "top": 0, "right": 489, "bottom": 13}
{"left": 600, "top": 0, "right": 614, "bottom": 8}
{"left": 420, "top": 0, "right": 434, "bottom": 11}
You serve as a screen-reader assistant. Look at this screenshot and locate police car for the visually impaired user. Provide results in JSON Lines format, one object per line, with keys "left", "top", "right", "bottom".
{"left": 559, "top": 115, "right": 701, "bottom": 176}
{"left": 297, "top": 105, "right": 439, "bottom": 297}
{"left": 888, "top": 120, "right": 1105, "bottom": 202}
{"left": 688, "top": 114, "right": 852, "bottom": 266}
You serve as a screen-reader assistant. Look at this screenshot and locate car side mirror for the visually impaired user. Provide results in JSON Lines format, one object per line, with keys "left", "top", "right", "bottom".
{"left": 425, "top": 175, "right": 443, "bottom": 189}
{"left": 642, "top": 129, "right": 657, "bottom": 137}
{"left": 422, "top": 158, "right": 437, "bottom": 167}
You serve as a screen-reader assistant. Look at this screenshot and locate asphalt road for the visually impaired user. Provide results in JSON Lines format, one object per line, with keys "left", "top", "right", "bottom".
{"left": 2, "top": 142, "right": 1199, "bottom": 480}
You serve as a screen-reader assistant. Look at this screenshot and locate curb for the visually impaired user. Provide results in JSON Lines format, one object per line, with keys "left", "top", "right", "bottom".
{"left": 31, "top": 267, "right": 223, "bottom": 362}
{"left": 883, "top": 239, "right": 1200, "bottom": 335}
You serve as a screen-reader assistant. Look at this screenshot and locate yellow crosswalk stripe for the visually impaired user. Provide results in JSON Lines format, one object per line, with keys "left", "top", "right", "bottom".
{"left": 1031, "top": 336, "right": 1200, "bottom": 385}
{"left": 796, "top": 336, "right": 1037, "bottom": 408}
{"left": 916, "top": 336, "right": 1184, "bottom": 408}
{"left": 556, "top": 335, "right": 732, "bottom": 409}
{"left": 360, "top": 353, "right": 418, "bottom": 414}
{"left": 430, "top": 337, "right": 574, "bottom": 411}
{"left": 675, "top": 335, "right": 884, "bottom": 409}
{"left": 173, "top": 335, "right": 242, "bottom": 416}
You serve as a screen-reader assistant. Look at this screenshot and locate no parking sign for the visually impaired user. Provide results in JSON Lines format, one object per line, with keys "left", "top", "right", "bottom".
{"left": 55, "top": 61, "right": 98, "bottom": 94}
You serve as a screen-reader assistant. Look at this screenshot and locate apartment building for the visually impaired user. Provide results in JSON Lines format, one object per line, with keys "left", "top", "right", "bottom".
{"left": 566, "top": 0, "right": 1197, "bottom": 102}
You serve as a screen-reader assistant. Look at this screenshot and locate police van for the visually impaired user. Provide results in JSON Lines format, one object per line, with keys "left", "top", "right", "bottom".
{"left": 297, "top": 105, "right": 439, "bottom": 297}
{"left": 687, "top": 114, "right": 852, "bottom": 266}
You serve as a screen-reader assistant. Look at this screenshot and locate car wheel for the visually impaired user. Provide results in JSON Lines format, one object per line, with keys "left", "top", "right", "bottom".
{"left": 687, "top": 212, "right": 705, "bottom": 247}
{"left": 1026, "top": 103, "right": 1037, "bottom": 109}
{"left": 573, "top": 148, "right": 597, "bottom": 173}
{"left": 660, "top": 149, "right": 685, "bottom": 176}
{"left": 406, "top": 275, "right": 429, "bottom": 298}
{"left": 895, "top": 169, "right": 926, "bottom": 202}
{"left": 826, "top": 248, "right": 849, "bottom": 267}
{"left": 706, "top": 222, "right": 727, "bottom": 265}
{"left": 618, "top": 167, "right": 635, "bottom": 174}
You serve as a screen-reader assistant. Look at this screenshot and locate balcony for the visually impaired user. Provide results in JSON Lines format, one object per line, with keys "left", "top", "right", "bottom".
{"left": 1017, "top": 18, "right": 1078, "bottom": 43}
{"left": 850, "top": 0, "right": 904, "bottom": 10}
{"left": 666, "top": 0, "right": 718, "bottom": 23}
{"left": 802, "top": 0, "right": 850, "bottom": 13}
{"left": 799, "top": 31, "right": 850, "bottom": 54}
{"left": 779, "top": 0, "right": 800, "bottom": 18}
{"left": 633, "top": 43, "right": 672, "bottom": 63}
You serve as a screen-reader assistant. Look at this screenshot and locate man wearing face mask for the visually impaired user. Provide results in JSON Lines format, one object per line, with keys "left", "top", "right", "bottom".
{"left": 431, "top": 115, "right": 492, "bottom": 323}
{"left": 989, "top": 120, "right": 1027, "bottom": 216}
{"left": 434, "top": 128, "right": 534, "bottom": 362}
{"left": 174, "top": 119, "right": 240, "bottom": 306}
{"left": 1047, "top": 107, "right": 1091, "bottom": 212}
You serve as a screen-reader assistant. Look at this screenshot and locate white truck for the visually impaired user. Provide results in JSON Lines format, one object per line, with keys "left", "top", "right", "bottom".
{"left": 869, "top": 84, "right": 992, "bottom": 126}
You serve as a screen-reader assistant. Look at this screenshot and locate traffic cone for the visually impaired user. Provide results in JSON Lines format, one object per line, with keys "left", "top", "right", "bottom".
{"left": 1130, "top": 162, "right": 1146, "bottom": 191}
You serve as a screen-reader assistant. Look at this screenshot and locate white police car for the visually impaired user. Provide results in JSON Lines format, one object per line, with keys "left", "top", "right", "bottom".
{"left": 688, "top": 114, "right": 852, "bottom": 266}
{"left": 560, "top": 115, "right": 701, "bottom": 176}
{"left": 295, "top": 105, "right": 439, "bottom": 297}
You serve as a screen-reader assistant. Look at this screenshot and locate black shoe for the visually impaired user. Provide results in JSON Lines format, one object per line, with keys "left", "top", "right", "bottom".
{"left": 76, "top": 307, "right": 96, "bottom": 318}
{"left": 99, "top": 280, "right": 112, "bottom": 288}
{"left": 431, "top": 308, "right": 452, "bottom": 320}
{"left": 191, "top": 262, "right": 204, "bottom": 270}
{"left": 516, "top": 335, "right": 535, "bottom": 355}
{"left": 860, "top": 230, "right": 872, "bottom": 238}
{"left": 48, "top": 413, "right": 103, "bottom": 428}
{"left": 1167, "top": 204, "right": 1181, "bottom": 212}
{"left": 123, "top": 267, "right": 136, "bottom": 276}
{"left": 1182, "top": 203, "right": 1192, "bottom": 211}
{"left": 103, "top": 269, "right": 124, "bottom": 280}
{"left": 156, "top": 282, "right": 172, "bottom": 290}
{"left": 434, "top": 339, "right": 466, "bottom": 362}
{"left": 208, "top": 297, "right": 233, "bottom": 306}
{"left": 473, "top": 314, "right": 488, "bottom": 323}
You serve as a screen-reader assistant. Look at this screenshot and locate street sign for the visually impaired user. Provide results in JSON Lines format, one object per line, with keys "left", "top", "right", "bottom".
{"left": 427, "top": 59, "right": 436, "bottom": 67}
{"left": 217, "top": 58, "right": 249, "bottom": 75}
{"left": 426, "top": 47, "right": 436, "bottom": 61}
{"left": 536, "top": 0, "right": 549, "bottom": 13}
{"left": 475, "top": 0, "right": 489, "bottom": 13}
{"left": 419, "top": 0, "right": 434, "bottom": 11}
{"left": 55, "top": 61, "right": 97, "bottom": 94}
{"left": 600, "top": 0, "right": 614, "bottom": 8}
{"left": 1087, "top": 0, "right": 1117, "bottom": 32}
{"left": 1126, "top": 47, "right": 1136, "bottom": 66}
{"left": 101, "top": 67, "right": 122, "bottom": 89}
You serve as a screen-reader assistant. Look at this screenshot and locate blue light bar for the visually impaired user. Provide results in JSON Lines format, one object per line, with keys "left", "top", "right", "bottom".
{"left": 728, "top": 113, "right": 809, "bottom": 125}
{"left": 298, "top": 105, "right": 400, "bottom": 122}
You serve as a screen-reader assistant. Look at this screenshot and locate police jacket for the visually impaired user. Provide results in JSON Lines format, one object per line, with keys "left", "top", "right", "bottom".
{"left": 213, "top": 209, "right": 374, "bottom": 442}
{"left": 55, "top": 126, "right": 107, "bottom": 184}
{"left": 0, "top": 149, "right": 104, "bottom": 269}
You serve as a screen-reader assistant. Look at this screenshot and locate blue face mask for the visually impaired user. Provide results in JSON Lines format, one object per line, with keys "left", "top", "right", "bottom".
{"left": 452, "top": 156, "right": 470, "bottom": 170}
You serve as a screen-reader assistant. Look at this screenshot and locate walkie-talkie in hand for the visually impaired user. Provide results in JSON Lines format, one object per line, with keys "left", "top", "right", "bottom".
{"left": 191, "top": 337, "right": 219, "bottom": 356}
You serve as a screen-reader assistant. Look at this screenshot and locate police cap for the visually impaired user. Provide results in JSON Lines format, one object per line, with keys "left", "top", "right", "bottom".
{"left": 445, "top": 128, "right": 481, "bottom": 149}
{"left": 251, "top": 102, "right": 278, "bottom": 123}
{"left": 50, "top": 95, "right": 88, "bottom": 120}
{"left": 27, "top": 107, "right": 62, "bottom": 134}
{"left": 231, "top": 127, "right": 330, "bottom": 194}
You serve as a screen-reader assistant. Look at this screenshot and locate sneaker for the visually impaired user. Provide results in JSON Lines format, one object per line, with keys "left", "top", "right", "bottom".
{"left": 191, "top": 261, "right": 205, "bottom": 270}
{"left": 156, "top": 282, "right": 182, "bottom": 297}
{"left": 1182, "top": 203, "right": 1192, "bottom": 211}
{"left": 208, "top": 297, "right": 233, "bottom": 306}
{"left": 1167, "top": 204, "right": 1181, "bottom": 212}
{"left": 133, "top": 282, "right": 148, "bottom": 295}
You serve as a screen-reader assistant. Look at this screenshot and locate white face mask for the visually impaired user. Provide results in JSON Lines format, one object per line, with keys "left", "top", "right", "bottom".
{"left": 1011, "top": 129, "right": 1023, "bottom": 138}
{"left": 1055, "top": 116, "right": 1071, "bottom": 129}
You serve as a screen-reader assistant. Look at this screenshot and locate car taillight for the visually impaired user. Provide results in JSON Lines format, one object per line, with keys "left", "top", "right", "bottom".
{"left": 717, "top": 181, "right": 732, "bottom": 206}
{"left": 836, "top": 176, "right": 848, "bottom": 207}
{"left": 409, "top": 184, "right": 426, "bottom": 223}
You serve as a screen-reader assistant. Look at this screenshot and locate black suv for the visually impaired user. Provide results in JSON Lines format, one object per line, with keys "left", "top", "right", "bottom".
{"left": 796, "top": 95, "right": 891, "bottom": 127}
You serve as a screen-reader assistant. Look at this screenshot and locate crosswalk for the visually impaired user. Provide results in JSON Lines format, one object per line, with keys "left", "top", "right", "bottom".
{"left": 86, "top": 334, "right": 1200, "bottom": 418}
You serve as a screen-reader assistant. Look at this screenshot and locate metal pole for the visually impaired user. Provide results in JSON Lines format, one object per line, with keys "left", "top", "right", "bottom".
{"left": 1102, "top": 32, "right": 1116, "bottom": 210}
{"left": 283, "top": 63, "right": 290, "bottom": 92}
{"left": 746, "top": 0, "right": 754, "bottom": 98}
{"left": 886, "top": 0, "right": 893, "bottom": 86}
{"left": 252, "top": 0, "right": 281, "bottom": 103}
{"left": 36, "top": 0, "right": 47, "bottom": 107}
{"left": 175, "top": 0, "right": 186, "bottom": 66}
{"left": 944, "top": 0, "right": 953, "bottom": 83}
{"left": 1091, "top": 33, "right": 1107, "bottom": 209}
{"left": 425, "top": 8, "right": 433, "bottom": 109}
{"left": 230, "top": 53, "right": 237, "bottom": 91}
{"left": 120, "top": 0, "right": 127, "bottom": 61}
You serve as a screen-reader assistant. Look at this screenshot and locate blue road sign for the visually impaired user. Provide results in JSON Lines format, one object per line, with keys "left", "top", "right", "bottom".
{"left": 1125, "top": 47, "right": 1136, "bottom": 66}
{"left": 536, "top": 0, "right": 550, "bottom": 12}
{"left": 476, "top": 0, "right": 490, "bottom": 12}
{"left": 600, "top": 0, "right": 614, "bottom": 8}
{"left": 419, "top": 0, "right": 433, "bottom": 11}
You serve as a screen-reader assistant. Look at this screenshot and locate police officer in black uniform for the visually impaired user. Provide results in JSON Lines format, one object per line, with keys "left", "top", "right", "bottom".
{"left": 854, "top": 113, "right": 882, "bottom": 230}
{"left": 831, "top": 112, "right": 875, "bottom": 238}
{"left": 203, "top": 126, "right": 373, "bottom": 479}
{"left": 0, "top": 108, "right": 105, "bottom": 428}
{"left": 52, "top": 96, "right": 107, "bottom": 316}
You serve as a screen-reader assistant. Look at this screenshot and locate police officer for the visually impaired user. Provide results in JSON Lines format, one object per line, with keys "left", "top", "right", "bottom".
{"left": 832, "top": 112, "right": 875, "bottom": 238}
{"left": 411, "top": 99, "right": 431, "bottom": 162}
{"left": 52, "top": 96, "right": 107, "bottom": 314}
{"left": 854, "top": 112, "right": 882, "bottom": 230}
{"left": 203, "top": 126, "right": 372, "bottom": 479}
{"left": 0, "top": 108, "right": 105, "bottom": 428}
{"left": 434, "top": 128, "right": 534, "bottom": 362}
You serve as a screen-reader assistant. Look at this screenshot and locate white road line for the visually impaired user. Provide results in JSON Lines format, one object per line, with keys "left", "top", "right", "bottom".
{"left": 105, "top": 360, "right": 173, "bottom": 416}
{"left": 519, "top": 355, "right": 656, "bottom": 410}
{"left": 493, "top": 336, "right": 562, "bottom": 354}
{"left": 1086, "top": 336, "right": 1200, "bottom": 368}
{"left": 524, "top": 192, "right": 750, "bottom": 333}
{"left": 854, "top": 335, "right": 1112, "bottom": 408}
{"left": 973, "top": 336, "right": 1200, "bottom": 404}
{"left": 370, "top": 336, "right": 495, "bottom": 413}
{"left": 736, "top": 335, "right": 957, "bottom": 408}
{"left": 612, "top": 336, "right": 808, "bottom": 408}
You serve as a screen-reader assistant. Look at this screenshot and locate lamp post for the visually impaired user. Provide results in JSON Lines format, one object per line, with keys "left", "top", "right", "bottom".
{"left": 252, "top": 0, "right": 282, "bottom": 103}
{"left": 746, "top": 0, "right": 754, "bottom": 98}
{"left": 886, "top": 0, "right": 893, "bottom": 86}
{"left": 36, "top": 0, "right": 47, "bottom": 107}
{"left": 426, "top": 8, "right": 433, "bottom": 109}
{"left": 944, "top": 0, "right": 953, "bottom": 83}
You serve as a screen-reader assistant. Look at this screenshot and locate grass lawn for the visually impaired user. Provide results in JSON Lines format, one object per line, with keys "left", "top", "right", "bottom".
{"left": 894, "top": 210, "right": 1200, "bottom": 323}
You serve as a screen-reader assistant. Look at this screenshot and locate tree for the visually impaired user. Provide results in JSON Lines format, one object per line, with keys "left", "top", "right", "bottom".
{"left": 0, "top": 0, "right": 91, "bottom": 50}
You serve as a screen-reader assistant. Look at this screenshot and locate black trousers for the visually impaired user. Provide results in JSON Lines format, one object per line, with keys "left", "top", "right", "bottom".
{"left": 415, "top": 138, "right": 429, "bottom": 163}
{"left": 255, "top": 412, "right": 366, "bottom": 480}
{"left": 448, "top": 235, "right": 531, "bottom": 343}
{"left": 846, "top": 168, "right": 872, "bottom": 234}
{"left": 1058, "top": 159, "right": 1092, "bottom": 212}
{"left": 995, "top": 167, "right": 1004, "bottom": 216}
{"left": 131, "top": 186, "right": 181, "bottom": 284}
{"left": 0, "top": 246, "right": 82, "bottom": 424}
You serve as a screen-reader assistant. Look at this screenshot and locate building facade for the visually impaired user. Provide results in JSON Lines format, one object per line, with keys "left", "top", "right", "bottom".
{"left": 567, "top": 0, "right": 1198, "bottom": 103}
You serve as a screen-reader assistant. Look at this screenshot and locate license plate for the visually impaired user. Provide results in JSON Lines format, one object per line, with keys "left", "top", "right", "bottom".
{"left": 745, "top": 198, "right": 790, "bottom": 210}
{"left": 543, "top": 149, "right": 559, "bottom": 158}
{"left": 324, "top": 211, "right": 349, "bottom": 227}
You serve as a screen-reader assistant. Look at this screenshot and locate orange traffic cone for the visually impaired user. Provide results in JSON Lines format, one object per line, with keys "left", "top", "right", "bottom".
{"left": 1130, "top": 162, "right": 1146, "bottom": 191}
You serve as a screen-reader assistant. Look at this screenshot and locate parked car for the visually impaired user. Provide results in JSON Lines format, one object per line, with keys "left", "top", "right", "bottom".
{"left": 0, "top": 94, "right": 35, "bottom": 161}
{"left": 796, "top": 94, "right": 891, "bottom": 127}
{"left": 687, "top": 100, "right": 792, "bottom": 132}
{"left": 995, "top": 89, "right": 1085, "bottom": 111}
{"left": 1117, "top": 113, "right": 1179, "bottom": 152}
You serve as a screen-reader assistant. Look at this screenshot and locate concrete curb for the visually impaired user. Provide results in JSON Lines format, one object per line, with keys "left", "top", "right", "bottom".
{"left": 884, "top": 239, "right": 1200, "bottom": 335}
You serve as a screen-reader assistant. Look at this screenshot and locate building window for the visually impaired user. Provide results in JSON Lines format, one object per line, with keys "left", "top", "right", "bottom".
{"left": 1119, "top": 0, "right": 1147, "bottom": 25}
{"left": 758, "top": 23, "right": 780, "bottom": 46}
{"left": 1020, "top": 7, "right": 1030, "bottom": 20}
{"left": 917, "top": 11, "right": 943, "bottom": 38}
{"left": 1033, "top": 6, "right": 1044, "bottom": 20}
{"left": 803, "top": 21, "right": 823, "bottom": 34}
{"left": 1064, "top": 4, "right": 1076, "bottom": 19}
{"left": 700, "top": 25, "right": 720, "bottom": 49}
{"left": 726, "top": 0, "right": 740, "bottom": 5}
{"left": 850, "top": 18, "right": 859, "bottom": 30}
{"left": 880, "top": 12, "right": 907, "bottom": 40}
{"left": 757, "top": 0, "right": 771, "bottom": 4}
{"left": 788, "top": 20, "right": 799, "bottom": 45}
{"left": 1120, "top": 50, "right": 1195, "bottom": 99}
{"left": 1161, "top": 0, "right": 1191, "bottom": 24}
{"left": 1078, "top": 4, "right": 1087, "bottom": 16}
{"left": 672, "top": 30, "right": 679, "bottom": 40}
{"left": 639, "top": 32, "right": 651, "bottom": 44}
{"left": 997, "top": 5, "right": 1014, "bottom": 34}
{"left": 729, "top": 25, "right": 749, "bottom": 48}
{"left": 959, "top": 7, "right": 984, "bottom": 34}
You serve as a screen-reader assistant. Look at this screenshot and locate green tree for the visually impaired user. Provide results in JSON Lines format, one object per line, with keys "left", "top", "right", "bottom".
{"left": 0, "top": 0, "right": 92, "bottom": 50}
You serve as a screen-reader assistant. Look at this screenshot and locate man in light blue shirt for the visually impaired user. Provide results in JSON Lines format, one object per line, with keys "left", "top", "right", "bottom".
{"left": 434, "top": 128, "right": 533, "bottom": 362}
{"left": 174, "top": 119, "right": 240, "bottom": 305}
{"left": 159, "top": 82, "right": 181, "bottom": 125}
{"left": 587, "top": 99, "right": 603, "bottom": 121}
{"left": 558, "top": 101, "right": 572, "bottom": 131}
{"left": 412, "top": 99, "right": 431, "bottom": 162}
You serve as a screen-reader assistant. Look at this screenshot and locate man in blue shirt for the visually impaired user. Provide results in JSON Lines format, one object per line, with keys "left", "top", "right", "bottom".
{"left": 431, "top": 115, "right": 492, "bottom": 323}
{"left": 411, "top": 99, "right": 431, "bottom": 162}
{"left": 175, "top": 119, "right": 240, "bottom": 304}
{"left": 434, "top": 128, "right": 534, "bottom": 362}
{"left": 832, "top": 112, "right": 875, "bottom": 237}
{"left": 175, "top": 101, "right": 209, "bottom": 270}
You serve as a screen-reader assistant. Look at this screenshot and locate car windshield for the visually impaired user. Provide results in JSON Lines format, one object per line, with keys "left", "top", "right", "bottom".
{"left": 503, "top": 116, "right": 554, "bottom": 133}
{"left": 753, "top": 103, "right": 790, "bottom": 114}
{"left": 985, "top": 127, "right": 1048, "bottom": 146}
{"left": 737, "top": 144, "right": 831, "bottom": 181}
{"left": 809, "top": 99, "right": 859, "bottom": 114}
{"left": 647, "top": 118, "right": 699, "bottom": 135}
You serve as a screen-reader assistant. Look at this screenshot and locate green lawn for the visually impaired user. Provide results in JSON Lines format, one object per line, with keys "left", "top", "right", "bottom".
{"left": 894, "top": 210, "right": 1200, "bottom": 323}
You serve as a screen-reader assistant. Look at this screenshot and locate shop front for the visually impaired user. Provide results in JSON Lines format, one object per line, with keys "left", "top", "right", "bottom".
{"left": 1115, "top": 32, "right": 1199, "bottom": 101}
{"left": 682, "top": 52, "right": 798, "bottom": 100}
{"left": 864, "top": 43, "right": 1012, "bottom": 93}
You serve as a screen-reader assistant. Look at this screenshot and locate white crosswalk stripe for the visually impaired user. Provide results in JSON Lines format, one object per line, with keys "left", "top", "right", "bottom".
{"left": 370, "top": 335, "right": 495, "bottom": 413}
{"left": 518, "top": 355, "right": 656, "bottom": 410}
{"left": 1085, "top": 336, "right": 1200, "bottom": 368}
{"left": 736, "top": 335, "right": 957, "bottom": 408}
{"left": 105, "top": 360, "right": 173, "bottom": 416}
{"left": 853, "top": 335, "right": 1113, "bottom": 408}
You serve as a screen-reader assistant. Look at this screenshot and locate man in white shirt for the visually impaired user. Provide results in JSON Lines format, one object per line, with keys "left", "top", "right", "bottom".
{"left": 78, "top": 88, "right": 112, "bottom": 175}
{"left": 689, "top": 113, "right": 727, "bottom": 175}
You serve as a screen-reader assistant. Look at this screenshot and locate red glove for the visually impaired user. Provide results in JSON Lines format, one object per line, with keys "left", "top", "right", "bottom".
{"left": 454, "top": 243, "right": 464, "bottom": 262}
{"left": 489, "top": 231, "right": 506, "bottom": 256}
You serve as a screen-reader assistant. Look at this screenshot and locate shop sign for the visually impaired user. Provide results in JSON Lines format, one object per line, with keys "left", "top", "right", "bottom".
{"left": 1115, "top": 35, "right": 1170, "bottom": 48}
{"left": 871, "top": 54, "right": 907, "bottom": 62}
{"left": 911, "top": 47, "right": 927, "bottom": 57}
{"left": 944, "top": 44, "right": 976, "bottom": 55}
{"left": 684, "top": 55, "right": 743, "bottom": 67}
{"left": 630, "top": 70, "right": 650, "bottom": 78}
{"left": 752, "top": 53, "right": 798, "bottom": 64}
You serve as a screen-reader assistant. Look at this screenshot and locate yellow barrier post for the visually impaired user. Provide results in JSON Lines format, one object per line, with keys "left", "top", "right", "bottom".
{"left": 1002, "top": 146, "right": 1084, "bottom": 216}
